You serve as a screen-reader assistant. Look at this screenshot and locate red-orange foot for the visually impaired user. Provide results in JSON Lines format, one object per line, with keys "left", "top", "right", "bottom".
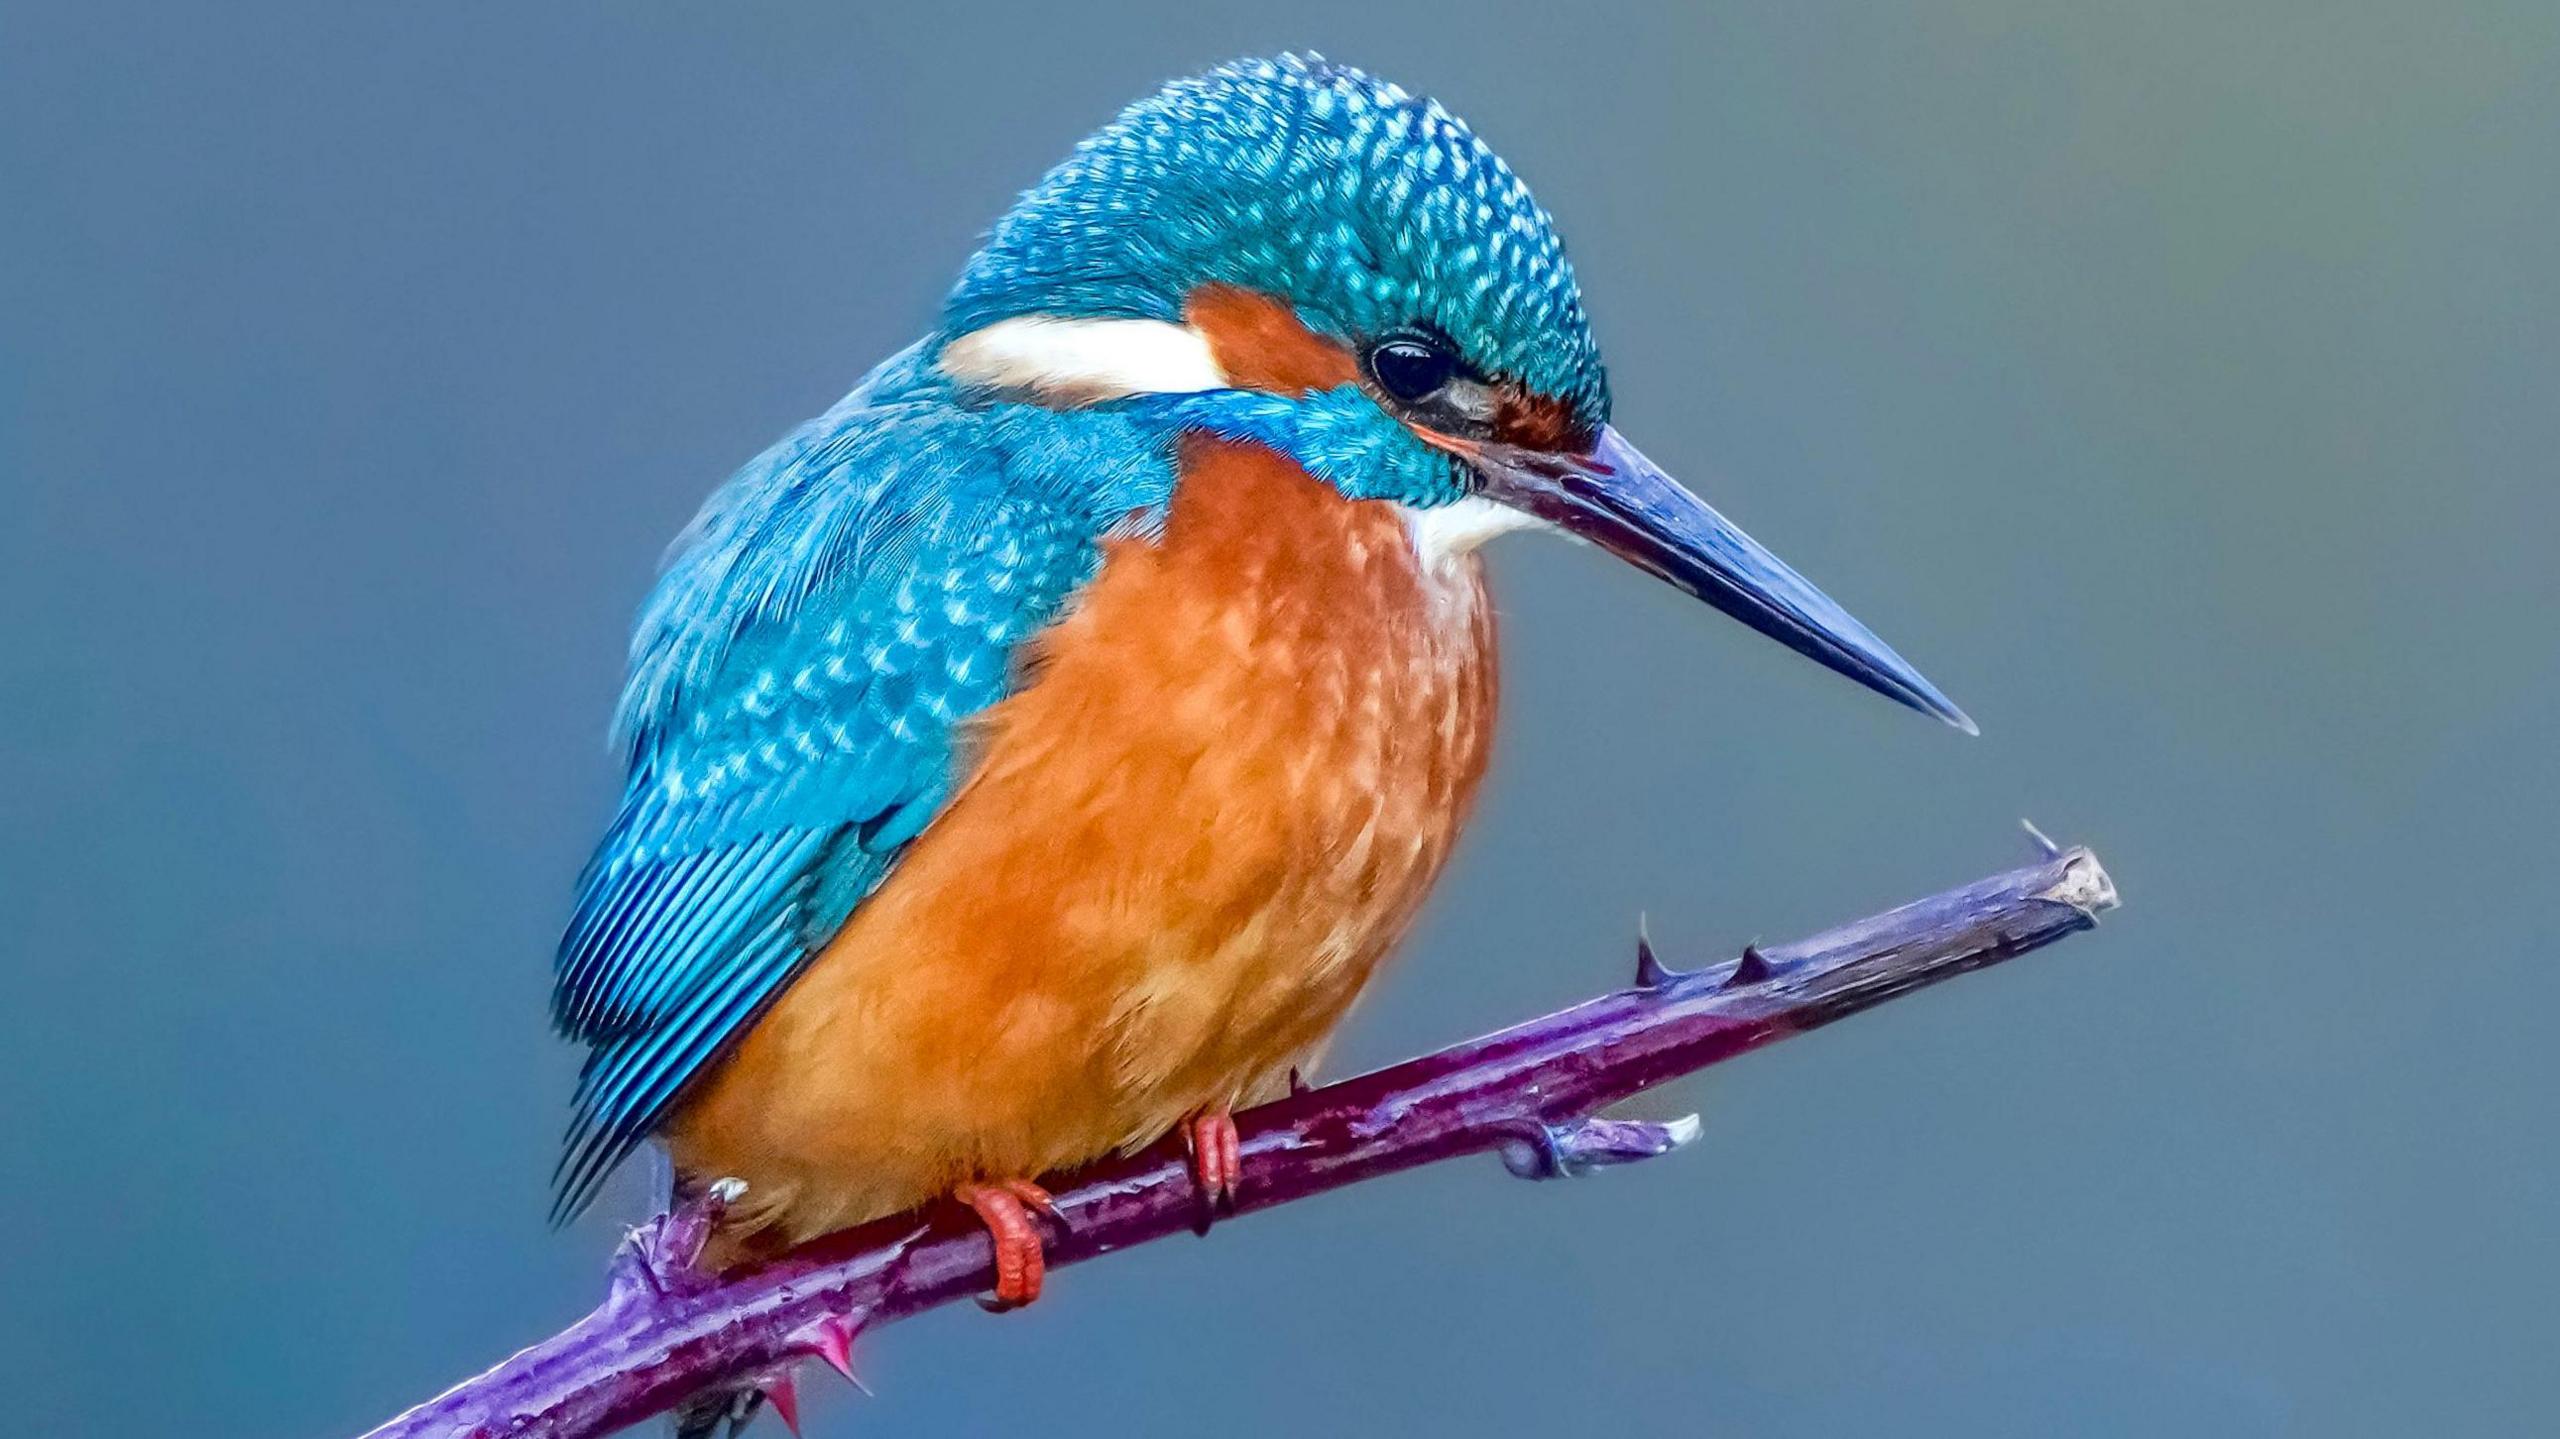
{"left": 953, "top": 1179, "right": 1057, "bottom": 1310}
{"left": 1182, "top": 1107, "right": 1243, "bottom": 1225}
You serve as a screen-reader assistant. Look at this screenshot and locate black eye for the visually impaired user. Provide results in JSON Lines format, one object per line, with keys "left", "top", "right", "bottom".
{"left": 1368, "top": 336, "right": 1459, "bottom": 406}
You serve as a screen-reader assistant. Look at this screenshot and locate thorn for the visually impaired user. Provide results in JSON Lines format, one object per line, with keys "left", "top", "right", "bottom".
{"left": 1287, "top": 1066, "right": 1311, "bottom": 1097}
{"left": 1727, "top": 943, "right": 1775, "bottom": 988}
{"left": 760, "top": 1370, "right": 802, "bottom": 1438}
{"left": 1495, "top": 1119, "right": 1570, "bottom": 1179}
{"left": 798, "top": 1314, "right": 869, "bottom": 1393}
{"left": 1497, "top": 1114, "right": 1704, "bottom": 1179}
{"left": 1633, "top": 915, "right": 1681, "bottom": 989}
{"left": 2020, "top": 818, "right": 2062, "bottom": 859}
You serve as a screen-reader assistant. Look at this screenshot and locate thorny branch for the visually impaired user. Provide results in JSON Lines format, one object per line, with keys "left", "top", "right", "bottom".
{"left": 359, "top": 837, "right": 2119, "bottom": 1439}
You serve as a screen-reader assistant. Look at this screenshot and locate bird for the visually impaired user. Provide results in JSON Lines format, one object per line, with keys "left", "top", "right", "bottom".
{"left": 551, "top": 51, "right": 1970, "bottom": 1349}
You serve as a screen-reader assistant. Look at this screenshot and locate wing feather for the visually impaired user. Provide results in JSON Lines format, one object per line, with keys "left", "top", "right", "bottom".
{"left": 548, "top": 358, "right": 1107, "bottom": 1221}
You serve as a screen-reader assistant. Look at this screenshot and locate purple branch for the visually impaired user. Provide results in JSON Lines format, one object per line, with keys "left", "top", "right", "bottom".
{"left": 361, "top": 841, "right": 2118, "bottom": 1439}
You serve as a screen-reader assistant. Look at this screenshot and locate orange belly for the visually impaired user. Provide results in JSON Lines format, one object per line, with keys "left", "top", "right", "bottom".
{"left": 665, "top": 437, "right": 1497, "bottom": 1243}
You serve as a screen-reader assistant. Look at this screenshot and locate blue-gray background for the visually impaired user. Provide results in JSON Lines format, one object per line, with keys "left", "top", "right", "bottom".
{"left": 6, "top": 3, "right": 2554, "bottom": 1435}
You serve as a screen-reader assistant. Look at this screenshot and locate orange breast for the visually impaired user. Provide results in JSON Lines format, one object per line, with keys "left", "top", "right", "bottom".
{"left": 667, "top": 438, "right": 1498, "bottom": 1243}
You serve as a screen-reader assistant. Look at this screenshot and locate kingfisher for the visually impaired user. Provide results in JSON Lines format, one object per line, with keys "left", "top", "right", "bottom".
{"left": 552, "top": 53, "right": 1970, "bottom": 1329}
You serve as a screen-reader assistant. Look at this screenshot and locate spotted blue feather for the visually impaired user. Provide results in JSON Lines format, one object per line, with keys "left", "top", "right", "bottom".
{"left": 551, "top": 349, "right": 1124, "bottom": 1218}
{"left": 551, "top": 53, "right": 1607, "bottom": 1220}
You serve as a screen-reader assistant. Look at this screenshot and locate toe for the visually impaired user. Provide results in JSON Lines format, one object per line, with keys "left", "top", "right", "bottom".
{"left": 956, "top": 1180, "right": 1052, "bottom": 1310}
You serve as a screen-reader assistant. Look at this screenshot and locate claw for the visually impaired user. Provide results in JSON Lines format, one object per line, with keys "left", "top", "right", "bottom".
{"left": 613, "top": 1177, "right": 746, "bottom": 1300}
{"left": 1181, "top": 1107, "right": 1244, "bottom": 1232}
{"left": 1014, "top": 1181, "right": 1066, "bottom": 1230}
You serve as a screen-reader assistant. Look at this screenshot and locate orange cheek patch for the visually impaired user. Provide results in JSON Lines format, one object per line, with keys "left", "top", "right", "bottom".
{"left": 1491, "top": 384, "right": 1591, "bottom": 453}
{"left": 1184, "top": 284, "right": 1360, "bottom": 394}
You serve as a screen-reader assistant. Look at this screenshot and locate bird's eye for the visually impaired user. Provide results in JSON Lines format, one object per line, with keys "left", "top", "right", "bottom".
{"left": 1367, "top": 336, "right": 1460, "bottom": 406}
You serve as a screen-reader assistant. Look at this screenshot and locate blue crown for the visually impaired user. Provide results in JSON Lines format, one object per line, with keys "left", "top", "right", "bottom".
{"left": 943, "top": 54, "right": 1610, "bottom": 433}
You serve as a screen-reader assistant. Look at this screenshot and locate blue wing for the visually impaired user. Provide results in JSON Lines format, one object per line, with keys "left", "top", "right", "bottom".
{"left": 549, "top": 352, "right": 1113, "bottom": 1221}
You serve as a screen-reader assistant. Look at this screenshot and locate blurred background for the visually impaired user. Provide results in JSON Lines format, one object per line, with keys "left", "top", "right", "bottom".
{"left": 5, "top": 3, "right": 2555, "bottom": 1435}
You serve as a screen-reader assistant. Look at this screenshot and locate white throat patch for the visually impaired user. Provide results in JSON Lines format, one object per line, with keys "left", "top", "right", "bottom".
{"left": 1402, "top": 495, "right": 1549, "bottom": 574}
{"left": 939, "top": 316, "right": 1228, "bottom": 402}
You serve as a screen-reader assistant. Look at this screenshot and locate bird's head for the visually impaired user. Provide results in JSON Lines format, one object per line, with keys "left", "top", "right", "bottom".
{"left": 936, "top": 54, "right": 1969, "bottom": 730}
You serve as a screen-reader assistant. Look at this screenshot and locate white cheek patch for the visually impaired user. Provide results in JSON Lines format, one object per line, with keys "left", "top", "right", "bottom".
{"left": 1401, "top": 495, "right": 1550, "bottom": 573}
{"left": 938, "top": 315, "right": 1228, "bottom": 402}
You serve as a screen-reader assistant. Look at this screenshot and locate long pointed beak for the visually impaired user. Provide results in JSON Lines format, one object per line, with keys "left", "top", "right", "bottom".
{"left": 1457, "top": 425, "right": 1975, "bottom": 732}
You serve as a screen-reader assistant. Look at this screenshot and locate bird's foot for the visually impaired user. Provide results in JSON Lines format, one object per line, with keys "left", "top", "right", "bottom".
{"left": 953, "top": 1178, "right": 1059, "bottom": 1311}
{"left": 1181, "top": 1106, "right": 1243, "bottom": 1230}
{"left": 614, "top": 1176, "right": 745, "bottom": 1301}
